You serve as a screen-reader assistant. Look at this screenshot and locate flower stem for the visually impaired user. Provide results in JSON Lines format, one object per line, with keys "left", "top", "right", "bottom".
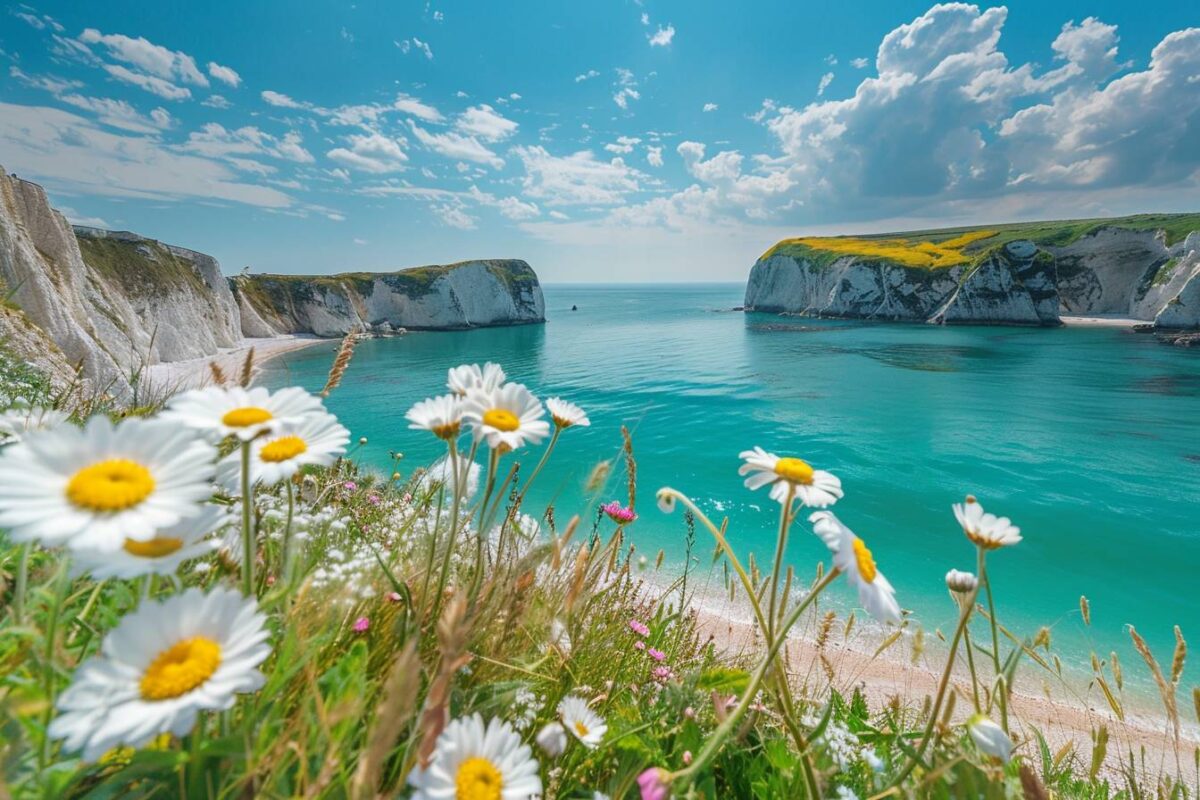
{"left": 766, "top": 486, "right": 795, "bottom": 642}
{"left": 240, "top": 441, "right": 254, "bottom": 596}
{"left": 281, "top": 480, "right": 295, "bottom": 584}
{"left": 981, "top": 557, "right": 1009, "bottom": 733}
{"left": 12, "top": 542, "right": 30, "bottom": 624}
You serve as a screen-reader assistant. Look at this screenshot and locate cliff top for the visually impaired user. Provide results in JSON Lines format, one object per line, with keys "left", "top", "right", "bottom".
{"left": 762, "top": 213, "right": 1200, "bottom": 269}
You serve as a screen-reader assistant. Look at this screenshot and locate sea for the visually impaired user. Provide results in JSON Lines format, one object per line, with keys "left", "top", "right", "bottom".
{"left": 263, "top": 283, "right": 1200, "bottom": 687}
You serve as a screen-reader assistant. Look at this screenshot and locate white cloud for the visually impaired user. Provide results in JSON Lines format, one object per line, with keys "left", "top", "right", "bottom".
{"left": 817, "top": 72, "right": 834, "bottom": 96}
{"left": 0, "top": 102, "right": 293, "bottom": 208}
{"left": 575, "top": 69, "right": 600, "bottom": 83}
{"left": 202, "top": 95, "right": 231, "bottom": 109}
{"left": 397, "top": 37, "right": 433, "bottom": 59}
{"left": 409, "top": 122, "right": 504, "bottom": 168}
{"left": 207, "top": 62, "right": 241, "bottom": 88}
{"left": 646, "top": 145, "right": 664, "bottom": 167}
{"left": 640, "top": 12, "right": 650, "bottom": 26}
{"left": 467, "top": 186, "right": 540, "bottom": 220}
{"left": 327, "top": 132, "right": 409, "bottom": 173}
{"left": 825, "top": 54, "right": 838, "bottom": 66}
{"left": 604, "top": 135, "right": 641, "bottom": 155}
{"left": 102, "top": 64, "right": 191, "bottom": 100}
{"left": 261, "top": 90, "right": 305, "bottom": 109}
{"left": 703, "top": 102, "right": 718, "bottom": 112}
{"left": 612, "top": 68, "right": 641, "bottom": 110}
{"left": 649, "top": 24, "right": 675, "bottom": 47}
{"left": 76, "top": 28, "right": 209, "bottom": 100}
{"left": 433, "top": 10, "right": 444, "bottom": 21}
{"left": 182, "top": 124, "right": 315, "bottom": 165}
{"left": 433, "top": 203, "right": 475, "bottom": 229}
{"left": 455, "top": 104, "right": 518, "bottom": 141}
{"left": 392, "top": 94, "right": 443, "bottom": 122}
{"left": 353, "top": 237, "right": 367, "bottom": 245}
{"left": 10, "top": 65, "right": 177, "bottom": 133}
{"left": 8, "top": 66, "right": 81, "bottom": 95}
{"left": 57, "top": 206, "right": 110, "bottom": 228}
{"left": 513, "top": 146, "right": 643, "bottom": 206}
{"left": 851, "top": 57, "right": 869, "bottom": 69}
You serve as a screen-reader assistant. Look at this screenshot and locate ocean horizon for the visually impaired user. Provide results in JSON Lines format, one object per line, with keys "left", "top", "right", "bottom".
{"left": 264, "top": 282, "right": 1200, "bottom": 688}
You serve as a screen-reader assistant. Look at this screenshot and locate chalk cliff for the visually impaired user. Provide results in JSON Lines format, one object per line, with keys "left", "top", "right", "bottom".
{"left": 745, "top": 216, "right": 1200, "bottom": 329}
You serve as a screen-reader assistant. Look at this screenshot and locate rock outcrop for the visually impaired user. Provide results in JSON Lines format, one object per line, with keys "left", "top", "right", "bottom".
{"left": 745, "top": 218, "right": 1200, "bottom": 329}
{"left": 0, "top": 167, "right": 547, "bottom": 397}
{"left": 230, "top": 260, "right": 545, "bottom": 338}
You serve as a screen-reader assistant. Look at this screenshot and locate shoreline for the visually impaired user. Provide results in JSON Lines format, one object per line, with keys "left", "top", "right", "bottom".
{"left": 1059, "top": 314, "right": 1143, "bottom": 327}
{"left": 647, "top": 571, "right": 1197, "bottom": 783}
{"left": 142, "top": 335, "right": 331, "bottom": 393}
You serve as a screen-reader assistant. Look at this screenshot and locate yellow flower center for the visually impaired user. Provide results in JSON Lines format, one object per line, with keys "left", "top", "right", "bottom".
{"left": 432, "top": 421, "right": 461, "bottom": 440}
{"left": 66, "top": 459, "right": 156, "bottom": 512}
{"left": 122, "top": 537, "right": 184, "bottom": 558}
{"left": 260, "top": 435, "right": 307, "bottom": 463}
{"left": 454, "top": 756, "right": 503, "bottom": 800}
{"left": 482, "top": 409, "right": 520, "bottom": 432}
{"left": 574, "top": 721, "right": 590, "bottom": 738}
{"left": 221, "top": 406, "right": 273, "bottom": 428}
{"left": 139, "top": 637, "right": 222, "bottom": 700}
{"left": 852, "top": 537, "right": 878, "bottom": 584}
{"left": 773, "top": 457, "right": 814, "bottom": 485}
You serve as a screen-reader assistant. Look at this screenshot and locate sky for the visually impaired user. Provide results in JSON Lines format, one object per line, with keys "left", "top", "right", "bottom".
{"left": 1, "top": 1, "right": 1197, "bottom": 282}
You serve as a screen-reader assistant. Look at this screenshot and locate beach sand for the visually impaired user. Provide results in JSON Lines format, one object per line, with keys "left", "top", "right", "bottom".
{"left": 142, "top": 335, "right": 329, "bottom": 394}
{"left": 677, "top": 583, "right": 1197, "bottom": 785}
{"left": 1060, "top": 315, "right": 1144, "bottom": 328}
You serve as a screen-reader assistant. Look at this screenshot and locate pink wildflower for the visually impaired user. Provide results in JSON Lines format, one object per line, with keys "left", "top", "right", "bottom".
{"left": 352, "top": 616, "right": 370, "bottom": 633}
{"left": 634, "top": 641, "right": 646, "bottom": 651}
{"left": 367, "top": 493, "right": 381, "bottom": 505}
{"left": 601, "top": 500, "right": 637, "bottom": 524}
{"left": 386, "top": 591, "right": 403, "bottom": 603}
{"left": 647, "top": 647, "right": 666, "bottom": 662}
{"left": 629, "top": 619, "right": 650, "bottom": 636}
{"left": 637, "top": 767, "right": 672, "bottom": 800}
{"left": 652, "top": 666, "right": 673, "bottom": 682}
{"left": 682, "top": 750, "right": 693, "bottom": 766}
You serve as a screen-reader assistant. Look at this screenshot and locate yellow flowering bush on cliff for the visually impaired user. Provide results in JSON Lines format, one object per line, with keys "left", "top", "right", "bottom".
{"left": 764, "top": 229, "right": 998, "bottom": 268}
{"left": 0, "top": 340, "right": 1194, "bottom": 798}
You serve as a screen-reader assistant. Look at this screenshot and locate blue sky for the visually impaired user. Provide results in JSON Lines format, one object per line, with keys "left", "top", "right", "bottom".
{"left": 1, "top": 1, "right": 1197, "bottom": 282}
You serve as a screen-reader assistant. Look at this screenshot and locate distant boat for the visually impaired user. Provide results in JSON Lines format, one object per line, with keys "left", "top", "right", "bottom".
{"left": 571, "top": 304, "right": 578, "bottom": 311}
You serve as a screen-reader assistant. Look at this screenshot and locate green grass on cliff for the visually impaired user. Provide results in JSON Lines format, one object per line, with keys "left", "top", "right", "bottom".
{"left": 77, "top": 236, "right": 208, "bottom": 297}
{"left": 763, "top": 213, "right": 1200, "bottom": 269}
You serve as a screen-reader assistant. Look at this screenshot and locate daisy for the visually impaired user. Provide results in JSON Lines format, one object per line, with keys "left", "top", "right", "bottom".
{"left": 967, "top": 714, "right": 1014, "bottom": 763}
{"left": 944, "top": 569, "right": 978, "bottom": 594}
{"left": 447, "top": 362, "right": 506, "bottom": 396}
{"left": 559, "top": 695, "right": 607, "bottom": 748}
{"left": 0, "top": 416, "right": 216, "bottom": 552}
{"left": 535, "top": 722, "right": 567, "bottom": 757}
{"left": 409, "top": 713, "right": 542, "bottom": 800}
{"left": 162, "top": 386, "right": 326, "bottom": 442}
{"left": 0, "top": 403, "right": 70, "bottom": 444}
{"left": 809, "top": 511, "right": 902, "bottom": 625}
{"left": 71, "top": 505, "right": 230, "bottom": 580}
{"left": 48, "top": 587, "right": 269, "bottom": 762}
{"left": 406, "top": 394, "right": 464, "bottom": 441}
{"left": 462, "top": 383, "right": 550, "bottom": 451}
{"left": 218, "top": 413, "right": 349, "bottom": 489}
{"left": 953, "top": 495, "right": 1021, "bottom": 550}
{"left": 545, "top": 398, "right": 590, "bottom": 429}
{"left": 738, "top": 447, "right": 843, "bottom": 507}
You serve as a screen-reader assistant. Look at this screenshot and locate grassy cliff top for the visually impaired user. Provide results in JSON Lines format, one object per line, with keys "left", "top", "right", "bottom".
{"left": 761, "top": 213, "right": 1200, "bottom": 269}
{"left": 76, "top": 235, "right": 208, "bottom": 296}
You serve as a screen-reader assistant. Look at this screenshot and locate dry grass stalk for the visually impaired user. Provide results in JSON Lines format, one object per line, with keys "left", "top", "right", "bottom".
{"left": 1096, "top": 676, "right": 1124, "bottom": 722}
{"left": 1171, "top": 626, "right": 1187, "bottom": 685}
{"left": 416, "top": 595, "right": 471, "bottom": 767}
{"left": 1128, "top": 625, "right": 1180, "bottom": 742}
{"left": 1089, "top": 724, "right": 1108, "bottom": 781}
{"left": 816, "top": 611, "right": 836, "bottom": 650}
{"left": 551, "top": 516, "right": 580, "bottom": 571}
{"left": 209, "top": 361, "right": 229, "bottom": 387}
{"left": 239, "top": 347, "right": 256, "bottom": 388}
{"left": 620, "top": 425, "right": 636, "bottom": 509}
{"left": 584, "top": 461, "right": 610, "bottom": 492}
{"left": 1192, "top": 687, "right": 1199, "bottom": 724}
{"left": 819, "top": 653, "right": 835, "bottom": 683}
{"left": 350, "top": 640, "right": 421, "bottom": 800}
{"left": 1019, "top": 763, "right": 1051, "bottom": 800}
{"left": 564, "top": 543, "right": 590, "bottom": 613}
{"left": 321, "top": 333, "right": 359, "bottom": 397}
{"left": 1111, "top": 651, "right": 1123, "bottom": 691}
{"left": 843, "top": 612, "right": 856, "bottom": 641}
{"left": 1080, "top": 595, "right": 1091, "bottom": 626}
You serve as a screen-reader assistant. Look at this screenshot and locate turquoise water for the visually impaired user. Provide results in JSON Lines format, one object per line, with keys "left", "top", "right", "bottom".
{"left": 264, "top": 284, "right": 1199, "bottom": 684}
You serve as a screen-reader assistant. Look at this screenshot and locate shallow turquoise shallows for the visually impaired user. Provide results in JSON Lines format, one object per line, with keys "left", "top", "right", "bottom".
{"left": 264, "top": 283, "right": 1199, "bottom": 686}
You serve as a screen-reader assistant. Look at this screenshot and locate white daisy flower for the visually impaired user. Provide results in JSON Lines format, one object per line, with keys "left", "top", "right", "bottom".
{"left": 944, "top": 569, "right": 978, "bottom": 594}
{"left": 738, "top": 447, "right": 843, "bottom": 507}
{"left": 162, "top": 386, "right": 326, "bottom": 442}
{"left": 420, "top": 455, "right": 481, "bottom": 502}
{"left": 462, "top": 383, "right": 550, "bottom": 451}
{"left": 558, "top": 695, "right": 607, "bottom": 749}
{"left": 953, "top": 495, "right": 1021, "bottom": 550}
{"left": 408, "top": 713, "right": 542, "bottom": 800}
{"left": 447, "top": 362, "right": 506, "bottom": 396}
{"left": 406, "top": 394, "right": 464, "bottom": 441}
{"left": 535, "top": 721, "right": 567, "bottom": 758}
{"left": 545, "top": 398, "right": 590, "bottom": 429}
{"left": 0, "top": 403, "right": 70, "bottom": 444}
{"left": 0, "top": 416, "right": 216, "bottom": 552}
{"left": 70, "top": 504, "right": 231, "bottom": 580}
{"left": 218, "top": 413, "right": 349, "bottom": 489}
{"left": 967, "top": 713, "right": 1014, "bottom": 763}
{"left": 48, "top": 587, "right": 269, "bottom": 762}
{"left": 810, "top": 511, "right": 902, "bottom": 625}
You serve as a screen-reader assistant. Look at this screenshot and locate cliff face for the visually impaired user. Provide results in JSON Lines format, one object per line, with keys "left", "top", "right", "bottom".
{"left": 0, "top": 167, "right": 547, "bottom": 397}
{"left": 745, "top": 217, "right": 1200, "bottom": 329}
{"left": 230, "top": 260, "right": 545, "bottom": 337}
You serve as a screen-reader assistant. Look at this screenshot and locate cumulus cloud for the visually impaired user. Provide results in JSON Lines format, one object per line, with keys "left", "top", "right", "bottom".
{"left": 8, "top": 66, "right": 174, "bottom": 134}
{"left": 409, "top": 122, "right": 504, "bottom": 169}
{"left": 182, "top": 124, "right": 315, "bottom": 165}
{"left": 513, "top": 146, "right": 643, "bottom": 205}
{"left": 467, "top": 186, "right": 540, "bottom": 220}
{"left": 261, "top": 90, "right": 305, "bottom": 109}
{"left": 397, "top": 37, "right": 433, "bottom": 59}
{"left": 649, "top": 24, "right": 675, "bottom": 47}
{"left": 703, "top": 102, "right": 718, "bottom": 112}
{"left": 612, "top": 68, "right": 641, "bottom": 110}
{"left": 102, "top": 64, "right": 191, "bottom": 100}
{"left": 817, "top": 72, "right": 834, "bottom": 96}
{"left": 207, "top": 62, "right": 241, "bottom": 88}
{"left": 604, "top": 135, "right": 641, "bottom": 155}
{"left": 327, "top": 132, "right": 409, "bottom": 173}
{"left": 646, "top": 145, "right": 664, "bottom": 167}
{"left": 575, "top": 69, "right": 600, "bottom": 83}
{"left": 72, "top": 28, "right": 211, "bottom": 101}
{"left": 851, "top": 57, "right": 869, "bottom": 69}
{"left": 455, "top": 104, "right": 518, "bottom": 141}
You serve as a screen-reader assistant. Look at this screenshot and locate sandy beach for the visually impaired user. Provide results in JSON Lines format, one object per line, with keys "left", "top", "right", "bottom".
{"left": 677, "top": 580, "right": 1198, "bottom": 785}
{"left": 1060, "top": 314, "right": 1144, "bottom": 327}
{"left": 142, "top": 335, "right": 330, "bottom": 394}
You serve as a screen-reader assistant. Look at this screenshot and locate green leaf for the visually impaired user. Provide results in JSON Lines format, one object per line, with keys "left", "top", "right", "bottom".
{"left": 696, "top": 666, "right": 750, "bottom": 694}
